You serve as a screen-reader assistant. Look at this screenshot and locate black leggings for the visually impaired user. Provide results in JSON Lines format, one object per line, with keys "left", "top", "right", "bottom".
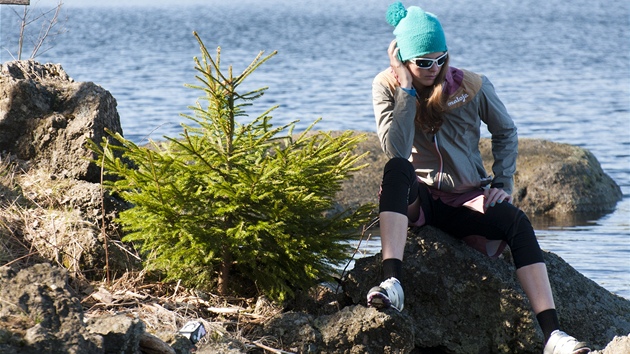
{"left": 379, "top": 157, "right": 544, "bottom": 269}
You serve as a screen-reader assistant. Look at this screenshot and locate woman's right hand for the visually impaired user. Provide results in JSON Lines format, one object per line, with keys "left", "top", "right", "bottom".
{"left": 483, "top": 187, "right": 513, "bottom": 212}
{"left": 388, "top": 40, "right": 413, "bottom": 89}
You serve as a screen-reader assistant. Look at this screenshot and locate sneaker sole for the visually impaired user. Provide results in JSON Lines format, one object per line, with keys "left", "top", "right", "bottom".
{"left": 367, "top": 292, "right": 391, "bottom": 309}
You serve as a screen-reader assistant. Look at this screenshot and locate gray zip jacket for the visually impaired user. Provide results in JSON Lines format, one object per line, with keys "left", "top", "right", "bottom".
{"left": 372, "top": 66, "right": 518, "bottom": 195}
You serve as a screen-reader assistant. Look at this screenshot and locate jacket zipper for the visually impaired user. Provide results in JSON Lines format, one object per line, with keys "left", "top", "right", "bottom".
{"left": 432, "top": 134, "right": 444, "bottom": 190}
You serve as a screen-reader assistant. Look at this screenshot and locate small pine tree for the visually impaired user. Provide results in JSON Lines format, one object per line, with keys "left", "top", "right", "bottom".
{"left": 90, "top": 32, "right": 373, "bottom": 301}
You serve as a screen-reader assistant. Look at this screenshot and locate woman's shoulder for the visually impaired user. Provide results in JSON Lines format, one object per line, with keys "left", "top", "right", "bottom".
{"left": 444, "top": 67, "right": 484, "bottom": 110}
{"left": 373, "top": 68, "right": 399, "bottom": 92}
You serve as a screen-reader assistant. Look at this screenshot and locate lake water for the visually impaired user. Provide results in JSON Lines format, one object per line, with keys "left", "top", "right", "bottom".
{"left": 1, "top": 0, "right": 628, "bottom": 299}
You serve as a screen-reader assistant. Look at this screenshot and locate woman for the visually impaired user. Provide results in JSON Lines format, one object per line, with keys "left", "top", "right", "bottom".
{"left": 367, "top": 3, "right": 591, "bottom": 354}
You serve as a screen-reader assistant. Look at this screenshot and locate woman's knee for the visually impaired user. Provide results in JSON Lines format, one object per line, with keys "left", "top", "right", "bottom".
{"left": 380, "top": 158, "right": 419, "bottom": 214}
{"left": 383, "top": 157, "right": 415, "bottom": 179}
{"left": 508, "top": 209, "right": 545, "bottom": 268}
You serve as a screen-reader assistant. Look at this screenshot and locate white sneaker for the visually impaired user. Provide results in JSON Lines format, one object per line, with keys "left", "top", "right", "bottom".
{"left": 366, "top": 277, "right": 404, "bottom": 311}
{"left": 543, "top": 330, "right": 591, "bottom": 354}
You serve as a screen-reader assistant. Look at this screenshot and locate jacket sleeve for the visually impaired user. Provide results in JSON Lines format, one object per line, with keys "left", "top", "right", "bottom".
{"left": 477, "top": 76, "right": 518, "bottom": 195}
{"left": 372, "top": 74, "right": 417, "bottom": 159}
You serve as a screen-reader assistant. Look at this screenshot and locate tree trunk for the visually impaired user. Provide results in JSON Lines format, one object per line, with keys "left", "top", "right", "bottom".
{"left": 217, "top": 246, "right": 232, "bottom": 295}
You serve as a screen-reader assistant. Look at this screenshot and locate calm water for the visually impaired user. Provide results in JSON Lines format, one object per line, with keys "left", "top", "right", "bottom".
{"left": 1, "top": 0, "right": 628, "bottom": 299}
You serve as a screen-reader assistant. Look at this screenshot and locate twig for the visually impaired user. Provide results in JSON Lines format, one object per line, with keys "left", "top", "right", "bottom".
{"left": 250, "top": 340, "right": 296, "bottom": 354}
{"left": 2, "top": 251, "right": 38, "bottom": 267}
{"left": 331, "top": 216, "right": 380, "bottom": 311}
{"left": 88, "top": 301, "right": 146, "bottom": 309}
{"left": 17, "top": 6, "right": 28, "bottom": 60}
{"left": 171, "top": 279, "right": 181, "bottom": 300}
{"left": 140, "top": 122, "right": 168, "bottom": 144}
{"left": 110, "top": 240, "right": 142, "bottom": 261}
{"left": 101, "top": 139, "right": 110, "bottom": 286}
{"left": 30, "top": 1, "right": 63, "bottom": 58}
{"left": 338, "top": 216, "right": 379, "bottom": 280}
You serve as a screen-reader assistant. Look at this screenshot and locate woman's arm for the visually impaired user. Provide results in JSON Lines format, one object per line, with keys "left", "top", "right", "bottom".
{"left": 373, "top": 79, "right": 417, "bottom": 159}
{"left": 478, "top": 76, "right": 518, "bottom": 196}
{"left": 372, "top": 40, "right": 418, "bottom": 159}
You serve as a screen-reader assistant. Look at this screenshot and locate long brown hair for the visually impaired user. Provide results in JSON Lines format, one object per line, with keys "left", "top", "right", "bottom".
{"left": 413, "top": 56, "right": 450, "bottom": 134}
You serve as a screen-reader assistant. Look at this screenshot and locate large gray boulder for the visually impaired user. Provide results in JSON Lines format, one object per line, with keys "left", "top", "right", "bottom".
{"left": 479, "top": 138, "right": 622, "bottom": 216}
{"left": 259, "top": 226, "right": 630, "bottom": 354}
{"left": 0, "top": 60, "right": 123, "bottom": 183}
{"left": 0, "top": 60, "right": 131, "bottom": 277}
{"left": 342, "top": 226, "right": 630, "bottom": 353}
{"left": 241, "top": 221, "right": 630, "bottom": 354}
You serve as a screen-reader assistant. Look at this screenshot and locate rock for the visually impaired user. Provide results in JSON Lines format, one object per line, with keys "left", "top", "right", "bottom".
{"left": 195, "top": 341, "right": 248, "bottom": 354}
{"left": 337, "top": 132, "right": 622, "bottom": 218}
{"left": 593, "top": 334, "right": 630, "bottom": 354}
{"left": 0, "top": 263, "right": 102, "bottom": 354}
{"left": 0, "top": 263, "right": 184, "bottom": 354}
{"left": 168, "top": 335, "right": 197, "bottom": 354}
{"left": 0, "top": 60, "right": 123, "bottom": 183}
{"left": 0, "top": 60, "right": 132, "bottom": 278}
{"left": 342, "top": 226, "right": 630, "bottom": 353}
{"left": 312, "top": 305, "right": 415, "bottom": 353}
{"left": 479, "top": 138, "right": 622, "bottom": 216}
{"left": 263, "top": 306, "right": 414, "bottom": 353}
{"left": 86, "top": 314, "right": 145, "bottom": 354}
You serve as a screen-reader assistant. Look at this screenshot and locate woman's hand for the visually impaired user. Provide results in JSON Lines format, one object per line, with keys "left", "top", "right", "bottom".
{"left": 388, "top": 40, "right": 413, "bottom": 89}
{"left": 484, "top": 187, "right": 513, "bottom": 211}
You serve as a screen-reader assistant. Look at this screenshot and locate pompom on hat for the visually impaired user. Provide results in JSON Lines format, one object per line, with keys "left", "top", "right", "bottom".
{"left": 386, "top": 2, "right": 447, "bottom": 61}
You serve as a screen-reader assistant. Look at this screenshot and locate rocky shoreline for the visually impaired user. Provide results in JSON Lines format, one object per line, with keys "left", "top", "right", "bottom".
{"left": 0, "top": 60, "right": 628, "bottom": 353}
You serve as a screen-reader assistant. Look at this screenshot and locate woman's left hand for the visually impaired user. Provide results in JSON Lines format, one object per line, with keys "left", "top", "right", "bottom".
{"left": 484, "top": 188, "right": 513, "bottom": 211}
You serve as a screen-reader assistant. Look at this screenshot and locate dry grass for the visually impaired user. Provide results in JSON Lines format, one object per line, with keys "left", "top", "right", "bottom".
{"left": 80, "top": 270, "right": 286, "bottom": 352}
{"left": 0, "top": 156, "right": 33, "bottom": 267}
{"left": 0, "top": 158, "right": 99, "bottom": 277}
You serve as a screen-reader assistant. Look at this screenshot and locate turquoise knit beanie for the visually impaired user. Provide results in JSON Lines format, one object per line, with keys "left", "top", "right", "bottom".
{"left": 386, "top": 2, "right": 447, "bottom": 61}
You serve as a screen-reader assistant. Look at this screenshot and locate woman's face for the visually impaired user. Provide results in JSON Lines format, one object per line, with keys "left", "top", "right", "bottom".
{"left": 406, "top": 51, "right": 447, "bottom": 88}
